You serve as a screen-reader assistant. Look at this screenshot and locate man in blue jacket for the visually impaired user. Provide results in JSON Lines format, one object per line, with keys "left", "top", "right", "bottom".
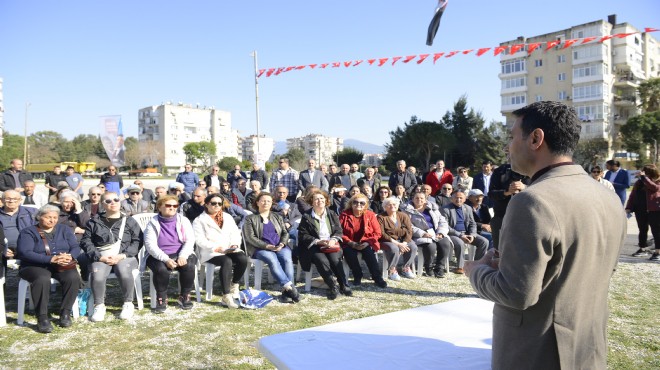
{"left": 604, "top": 159, "right": 630, "bottom": 205}
{"left": 0, "top": 190, "right": 37, "bottom": 261}
{"left": 176, "top": 164, "right": 199, "bottom": 195}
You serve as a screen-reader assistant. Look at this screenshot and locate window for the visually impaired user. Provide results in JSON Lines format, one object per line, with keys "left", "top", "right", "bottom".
{"left": 573, "top": 64, "right": 602, "bottom": 78}
{"left": 558, "top": 91, "right": 568, "bottom": 100}
{"left": 558, "top": 73, "right": 567, "bottom": 81}
{"left": 501, "top": 76, "right": 526, "bottom": 89}
{"left": 502, "top": 94, "right": 526, "bottom": 106}
{"left": 573, "top": 83, "right": 603, "bottom": 100}
{"left": 573, "top": 45, "right": 602, "bottom": 60}
{"left": 501, "top": 59, "right": 526, "bottom": 74}
{"left": 534, "top": 59, "right": 543, "bottom": 67}
{"left": 535, "top": 95, "right": 543, "bottom": 102}
{"left": 557, "top": 55, "right": 566, "bottom": 63}
{"left": 575, "top": 105, "right": 604, "bottom": 121}
{"left": 535, "top": 76, "right": 543, "bottom": 85}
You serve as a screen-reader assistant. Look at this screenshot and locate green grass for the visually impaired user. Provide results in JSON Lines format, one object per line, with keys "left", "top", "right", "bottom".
{"left": 1, "top": 261, "right": 658, "bottom": 369}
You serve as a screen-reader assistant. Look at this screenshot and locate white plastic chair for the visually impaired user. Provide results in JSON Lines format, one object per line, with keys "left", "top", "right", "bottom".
{"left": 17, "top": 278, "right": 80, "bottom": 326}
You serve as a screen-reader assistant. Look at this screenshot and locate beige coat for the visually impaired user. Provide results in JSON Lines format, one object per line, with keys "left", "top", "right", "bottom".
{"left": 469, "top": 165, "right": 626, "bottom": 369}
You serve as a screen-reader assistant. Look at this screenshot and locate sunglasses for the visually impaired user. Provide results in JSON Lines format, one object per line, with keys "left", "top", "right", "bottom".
{"left": 208, "top": 201, "right": 223, "bottom": 206}
{"left": 442, "top": 188, "right": 452, "bottom": 190}
{"left": 353, "top": 201, "right": 367, "bottom": 206}
{"left": 129, "top": 192, "right": 140, "bottom": 195}
{"left": 591, "top": 171, "right": 601, "bottom": 174}
{"left": 90, "top": 193, "right": 102, "bottom": 196}
{"left": 104, "top": 198, "right": 120, "bottom": 204}
{"left": 163, "top": 204, "right": 178, "bottom": 208}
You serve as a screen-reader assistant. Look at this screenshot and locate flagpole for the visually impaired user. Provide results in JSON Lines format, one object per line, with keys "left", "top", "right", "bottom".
{"left": 251, "top": 50, "right": 261, "bottom": 161}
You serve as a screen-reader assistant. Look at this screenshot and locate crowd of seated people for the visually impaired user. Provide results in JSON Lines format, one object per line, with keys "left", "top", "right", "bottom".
{"left": 1, "top": 157, "right": 505, "bottom": 332}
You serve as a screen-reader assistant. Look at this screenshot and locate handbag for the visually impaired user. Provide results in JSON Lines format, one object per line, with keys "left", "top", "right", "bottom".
{"left": 36, "top": 227, "right": 78, "bottom": 272}
{"left": 320, "top": 245, "right": 340, "bottom": 254}
{"left": 97, "top": 217, "right": 127, "bottom": 257}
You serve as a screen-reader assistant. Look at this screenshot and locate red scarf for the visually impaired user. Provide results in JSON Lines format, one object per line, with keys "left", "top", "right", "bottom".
{"left": 211, "top": 211, "right": 224, "bottom": 229}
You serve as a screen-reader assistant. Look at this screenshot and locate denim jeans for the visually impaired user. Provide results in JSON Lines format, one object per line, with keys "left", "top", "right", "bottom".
{"left": 253, "top": 247, "right": 294, "bottom": 288}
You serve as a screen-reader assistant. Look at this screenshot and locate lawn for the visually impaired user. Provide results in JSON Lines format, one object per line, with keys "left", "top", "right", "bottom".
{"left": 1, "top": 261, "right": 658, "bottom": 369}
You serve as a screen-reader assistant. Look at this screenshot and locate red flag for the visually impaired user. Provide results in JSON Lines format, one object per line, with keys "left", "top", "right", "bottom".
{"left": 368, "top": 59, "right": 376, "bottom": 65}
{"left": 320, "top": 63, "right": 329, "bottom": 69}
{"left": 545, "top": 40, "right": 561, "bottom": 51}
{"left": 343, "top": 61, "right": 352, "bottom": 67}
{"left": 257, "top": 69, "right": 265, "bottom": 78}
{"left": 561, "top": 39, "right": 579, "bottom": 49}
{"left": 284, "top": 66, "right": 294, "bottom": 72}
{"left": 417, "top": 54, "right": 430, "bottom": 63}
{"left": 274, "top": 67, "right": 284, "bottom": 76}
{"left": 295, "top": 65, "right": 305, "bottom": 70}
{"left": 493, "top": 46, "right": 508, "bottom": 56}
{"left": 266, "top": 68, "right": 275, "bottom": 77}
{"left": 403, "top": 55, "right": 417, "bottom": 63}
{"left": 309, "top": 64, "right": 317, "bottom": 69}
{"left": 462, "top": 49, "right": 474, "bottom": 55}
{"left": 353, "top": 60, "right": 363, "bottom": 66}
{"left": 645, "top": 27, "right": 659, "bottom": 33}
{"left": 445, "top": 50, "right": 460, "bottom": 58}
{"left": 615, "top": 32, "right": 637, "bottom": 39}
{"left": 391, "top": 56, "right": 402, "bottom": 65}
{"left": 432, "top": 52, "right": 444, "bottom": 63}
{"left": 378, "top": 58, "right": 389, "bottom": 66}
{"left": 476, "top": 47, "right": 491, "bottom": 56}
{"left": 527, "top": 42, "right": 542, "bottom": 54}
{"left": 332, "top": 62, "right": 340, "bottom": 68}
{"left": 581, "top": 36, "right": 597, "bottom": 44}
{"left": 599, "top": 35, "right": 615, "bottom": 43}
{"left": 509, "top": 44, "right": 525, "bottom": 54}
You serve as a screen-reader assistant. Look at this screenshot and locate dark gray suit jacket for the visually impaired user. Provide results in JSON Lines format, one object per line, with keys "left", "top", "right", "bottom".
{"left": 441, "top": 203, "right": 478, "bottom": 236}
{"left": 298, "top": 169, "right": 329, "bottom": 192}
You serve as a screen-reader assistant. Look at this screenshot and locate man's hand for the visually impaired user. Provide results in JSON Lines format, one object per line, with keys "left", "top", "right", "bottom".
{"left": 460, "top": 234, "right": 474, "bottom": 243}
{"left": 464, "top": 249, "right": 499, "bottom": 276}
{"left": 176, "top": 256, "right": 188, "bottom": 267}
{"left": 482, "top": 224, "right": 492, "bottom": 232}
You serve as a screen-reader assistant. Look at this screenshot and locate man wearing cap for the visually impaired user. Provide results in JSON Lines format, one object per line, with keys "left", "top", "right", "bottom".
{"left": 0, "top": 159, "right": 33, "bottom": 192}
{"left": 65, "top": 165, "right": 85, "bottom": 197}
{"left": 133, "top": 180, "right": 156, "bottom": 205}
{"left": 120, "top": 184, "right": 150, "bottom": 216}
{"left": 168, "top": 182, "right": 190, "bottom": 204}
{"left": 467, "top": 189, "right": 493, "bottom": 249}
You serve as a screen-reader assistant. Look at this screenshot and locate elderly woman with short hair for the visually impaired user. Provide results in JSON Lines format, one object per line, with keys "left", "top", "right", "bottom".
{"left": 452, "top": 166, "right": 473, "bottom": 193}
{"left": 377, "top": 197, "right": 418, "bottom": 280}
{"left": 17, "top": 204, "right": 81, "bottom": 333}
{"left": 58, "top": 190, "right": 90, "bottom": 241}
{"left": 340, "top": 193, "right": 387, "bottom": 288}
{"left": 298, "top": 189, "right": 352, "bottom": 300}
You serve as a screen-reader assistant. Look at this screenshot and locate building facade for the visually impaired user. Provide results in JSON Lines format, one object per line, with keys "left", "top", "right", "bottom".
{"left": 138, "top": 102, "right": 239, "bottom": 172}
{"left": 286, "top": 134, "right": 343, "bottom": 165}
{"left": 242, "top": 134, "right": 275, "bottom": 164}
{"left": 0, "top": 77, "right": 4, "bottom": 147}
{"left": 499, "top": 15, "right": 659, "bottom": 158}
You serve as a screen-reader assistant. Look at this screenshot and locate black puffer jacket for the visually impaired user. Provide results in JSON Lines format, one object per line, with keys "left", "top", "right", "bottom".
{"left": 79, "top": 216, "right": 143, "bottom": 262}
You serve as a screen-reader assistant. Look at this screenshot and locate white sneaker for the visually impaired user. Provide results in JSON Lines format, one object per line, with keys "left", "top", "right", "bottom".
{"left": 231, "top": 283, "right": 240, "bottom": 299}
{"left": 90, "top": 304, "right": 106, "bottom": 322}
{"left": 119, "top": 302, "right": 135, "bottom": 320}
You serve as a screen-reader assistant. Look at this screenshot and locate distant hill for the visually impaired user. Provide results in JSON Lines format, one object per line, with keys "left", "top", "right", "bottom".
{"left": 274, "top": 139, "right": 385, "bottom": 155}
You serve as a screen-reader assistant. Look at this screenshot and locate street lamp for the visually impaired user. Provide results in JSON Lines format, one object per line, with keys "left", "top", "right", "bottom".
{"left": 23, "top": 102, "right": 31, "bottom": 165}
{"left": 250, "top": 51, "right": 261, "bottom": 161}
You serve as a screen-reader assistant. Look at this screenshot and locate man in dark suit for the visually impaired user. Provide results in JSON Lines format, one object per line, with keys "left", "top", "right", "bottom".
{"left": 328, "top": 164, "right": 356, "bottom": 191}
{"left": 227, "top": 164, "right": 247, "bottom": 189}
{"left": 465, "top": 101, "right": 626, "bottom": 370}
{"left": 357, "top": 167, "right": 381, "bottom": 195}
{"left": 472, "top": 160, "right": 494, "bottom": 207}
{"left": 388, "top": 160, "right": 417, "bottom": 196}
{"left": 0, "top": 159, "right": 33, "bottom": 192}
{"left": 604, "top": 159, "right": 630, "bottom": 205}
{"left": 442, "top": 190, "right": 489, "bottom": 274}
{"left": 298, "top": 159, "right": 329, "bottom": 193}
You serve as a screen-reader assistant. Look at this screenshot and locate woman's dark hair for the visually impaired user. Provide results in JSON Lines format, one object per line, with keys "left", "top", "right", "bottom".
{"left": 204, "top": 193, "right": 224, "bottom": 206}
{"left": 252, "top": 192, "right": 273, "bottom": 209}
{"left": 374, "top": 186, "right": 392, "bottom": 202}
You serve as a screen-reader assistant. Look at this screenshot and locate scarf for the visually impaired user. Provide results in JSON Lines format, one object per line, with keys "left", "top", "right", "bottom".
{"left": 211, "top": 211, "right": 224, "bottom": 229}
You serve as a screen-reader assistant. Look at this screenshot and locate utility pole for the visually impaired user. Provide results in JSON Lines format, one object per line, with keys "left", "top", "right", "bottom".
{"left": 251, "top": 51, "right": 261, "bottom": 163}
{"left": 23, "top": 102, "right": 31, "bottom": 165}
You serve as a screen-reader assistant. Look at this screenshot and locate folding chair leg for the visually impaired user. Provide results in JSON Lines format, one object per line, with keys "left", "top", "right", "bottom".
{"left": 205, "top": 264, "right": 215, "bottom": 301}
{"left": 133, "top": 269, "right": 144, "bottom": 310}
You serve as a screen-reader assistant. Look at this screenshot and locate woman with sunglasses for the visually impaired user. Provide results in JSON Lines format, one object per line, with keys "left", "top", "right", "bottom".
{"left": 370, "top": 186, "right": 392, "bottom": 214}
{"left": 340, "top": 193, "right": 387, "bottom": 288}
{"left": 452, "top": 167, "right": 473, "bottom": 193}
{"left": 193, "top": 194, "right": 247, "bottom": 308}
{"left": 144, "top": 195, "right": 197, "bottom": 313}
{"left": 79, "top": 192, "right": 143, "bottom": 321}
{"left": 243, "top": 192, "right": 300, "bottom": 303}
{"left": 298, "top": 189, "right": 352, "bottom": 300}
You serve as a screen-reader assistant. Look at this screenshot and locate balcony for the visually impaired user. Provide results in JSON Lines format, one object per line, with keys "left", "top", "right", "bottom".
{"left": 613, "top": 95, "right": 637, "bottom": 107}
{"left": 613, "top": 74, "right": 640, "bottom": 88}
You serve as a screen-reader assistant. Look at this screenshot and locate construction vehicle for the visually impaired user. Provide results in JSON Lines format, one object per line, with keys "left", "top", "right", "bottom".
{"left": 25, "top": 162, "right": 96, "bottom": 179}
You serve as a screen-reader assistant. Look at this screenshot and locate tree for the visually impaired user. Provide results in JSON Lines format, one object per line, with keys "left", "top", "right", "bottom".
{"left": 441, "top": 95, "right": 485, "bottom": 169}
{"left": 66, "top": 134, "right": 106, "bottom": 162}
{"left": 140, "top": 140, "right": 164, "bottom": 168}
{"left": 217, "top": 156, "right": 241, "bottom": 172}
{"left": 27, "top": 131, "right": 67, "bottom": 163}
{"left": 620, "top": 111, "right": 660, "bottom": 165}
{"left": 474, "top": 120, "right": 508, "bottom": 167}
{"left": 123, "top": 137, "right": 140, "bottom": 169}
{"left": 335, "top": 147, "right": 365, "bottom": 167}
{"left": 573, "top": 138, "right": 610, "bottom": 168}
{"left": 383, "top": 115, "right": 453, "bottom": 171}
{"left": 0, "top": 132, "right": 26, "bottom": 170}
{"left": 279, "top": 147, "right": 306, "bottom": 170}
{"left": 197, "top": 141, "right": 217, "bottom": 168}
{"left": 638, "top": 77, "right": 660, "bottom": 113}
{"left": 182, "top": 142, "right": 202, "bottom": 164}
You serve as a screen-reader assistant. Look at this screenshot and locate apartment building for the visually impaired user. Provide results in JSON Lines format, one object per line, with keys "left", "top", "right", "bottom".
{"left": 138, "top": 102, "right": 239, "bottom": 171}
{"left": 242, "top": 134, "right": 275, "bottom": 164}
{"left": 499, "top": 15, "right": 660, "bottom": 157}
{"left": 286, "top": 134, "right": 344, "bottom": 165}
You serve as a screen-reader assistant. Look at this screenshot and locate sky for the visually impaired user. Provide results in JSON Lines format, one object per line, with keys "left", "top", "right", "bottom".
{"left": 1, "top": 0, "right": 659, "bottom": 147}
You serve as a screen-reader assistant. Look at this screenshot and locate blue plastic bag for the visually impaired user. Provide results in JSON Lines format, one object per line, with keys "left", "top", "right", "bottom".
{"left": 238, "top": 289, "right": 273, "bottom": 309}
{"left": 77, "top": 288, "right": 91, "bottom": 316}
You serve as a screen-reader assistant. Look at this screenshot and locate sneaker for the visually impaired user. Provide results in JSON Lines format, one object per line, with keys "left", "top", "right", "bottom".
{"left": 231, "top": 283, "right": 241, "bottom": 299}
{"left": 375, "top": 279, "right": 388, "bottom": 288}
{"left": 288, "top": 286, "right": 301, "bottom": 303}
{"left": 90, "top": 304, "right": 106, "bottom": 322}
{"left": 119, "top": 302, "right": 135, "bottom": 320}
{"left": 632, "top": 248, "right": 649, "bottom": 257}
{"left": 222, "top": 294, "right": 239, "bottom": 309}
{"left": 388, "top": 271, "right": 401, "bottom": 281}
{"left": 650, "top": 253, "right": 660, "bottom": 261}
{"left": 153, "top": 298, "right": 167, "bottom": 314}
{"left": 178, "top": 294, "right": 194, "bottom": 310}
{"left": 339, "top": 285, "right": 353, "bottom": 296}
{"left": 434, "top": 269, "right": 446, "bottom": 278}
{"left": 37, "top": 316, "right": 53, "bottom": 333}
{"left": 59, "top": 310, "right": 72, "bottom": 328}
{"left": 401, "top": 269, "right": 416, "bottom": 279}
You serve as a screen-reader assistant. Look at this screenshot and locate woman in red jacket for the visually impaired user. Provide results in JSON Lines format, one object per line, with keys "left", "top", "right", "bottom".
{"left": 340, "top": 193, "right": 388, "bottom": 288}
{"left": 627, "top": 164, "right": 660, "bottom": 261}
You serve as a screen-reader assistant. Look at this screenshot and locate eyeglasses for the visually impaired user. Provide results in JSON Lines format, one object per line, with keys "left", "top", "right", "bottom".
{"left": 104, "top": 198, "right": 120, "bottom": 204}
{"left": 312, "top": 197, "right": 326, "bottom": 202}
{"left": 591, "top": 170, "right": 601, "bottom": 174}
{"left": 170, "top": 189, "right": 182, "bottom": 192}
{"left": 4, "top": 198, "right": 20, "bottom": 202}
{"left": 90, "top": 193, "right": 102, "bottom": 196}
{"left": 353, "top": 201, "right": 366, "bottom": 206}
{"left": 163, "top": 203, "right": 178, "bottom": 208}
{"left": 442, "top": 187, "right": 452, "bottom": 191}
{"left": 208, "top": 201, "right": 222, "bottom": 206}
{"left": 460, "top": 170, "right": 467, "bottom": 173}
{"left": 279, "top": 161, "right": 285, "bottom": 164}
{"left": 134, "top": 183, "right": 142, "bottom": 185}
